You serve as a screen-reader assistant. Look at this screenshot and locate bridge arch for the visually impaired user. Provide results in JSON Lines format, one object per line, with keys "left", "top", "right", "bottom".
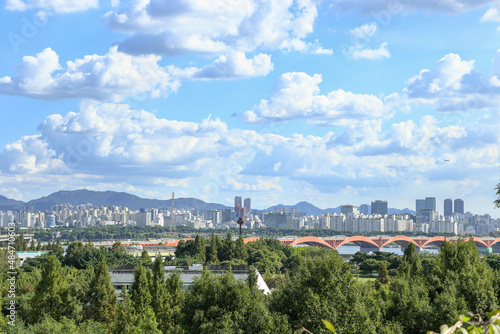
{"left": 289, "top": 236, "right": 334, "bottom": 249}
{"left": 421, "top": 236, "right": 447, "bottom": 248}
{"left": 335, "top": 236, "right": 380, "bottom": 249}
{"left": 488, "top": 238, "right": 500, "bottom": 247}
{"left": 382, "top": 235, "right": 419, "bottom": 248}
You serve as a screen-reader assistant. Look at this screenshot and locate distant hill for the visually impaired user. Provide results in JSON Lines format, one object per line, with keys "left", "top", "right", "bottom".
{"left": 0, "top": 189, "right": 231, "bottom": 212}
{"left": 266, "top": 201, "right": 326, "bottom": 216}
{"left": 0, "top": 189, "right": 415, "bottom": 215}
{"left": 265, "top": 202, "right": 415, "bottom": 216}
{"left": 388, "top": 208, "right": 415, "bottom": 215}
{"left": 0, "top": 195, "right": 24, "bottom": 210}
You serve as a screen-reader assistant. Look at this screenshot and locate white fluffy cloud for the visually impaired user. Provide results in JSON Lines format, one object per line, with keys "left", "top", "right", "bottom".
{"left": 0, "top": 47, "right": 180, "bottom": 101}
{"left": 403, "top": 52, "right": 500, "bottom": 111}
{"left": 350, "top": 23, "right": 377, "bottom": 39}
{"left": 0, "top": 102, "right": 499, "bottom": 210}
{"left": 104, "top": 0, "right": 327, "bottom": 55}
{"left": 346, "top": 23, "right": 391, "bottom": 60}
{"left": 351, "top": 42, "right": 390, "bottom": 60}
{"left": 481, "top": 7, "right": 500, "bottom": 22}
{"left": 167, "top": 52, "right": 273, "bottom": 80}
{"left": 5, "top": 0, "right": 98, "bottom": 13}
{"left": 241, "top": 72, "right": 386, "bottom": 125}
{"left": 0, "top": 135, "right": 67, "bottom": 174}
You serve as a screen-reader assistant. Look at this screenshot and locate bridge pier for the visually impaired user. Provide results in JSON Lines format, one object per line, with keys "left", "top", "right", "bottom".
{"left": 478, "top": 247, "right": 492, "bottom": 254}
{"left": 360, "top": 247, "right": 381, "bottom": 253}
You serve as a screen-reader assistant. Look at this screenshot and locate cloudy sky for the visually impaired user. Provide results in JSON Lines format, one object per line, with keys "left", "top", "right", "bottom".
{"left": 1, "top": 0, "right": 500, "bottom": 216}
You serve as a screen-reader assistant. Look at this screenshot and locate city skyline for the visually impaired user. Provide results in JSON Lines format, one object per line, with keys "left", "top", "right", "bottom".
{"left": 1, "top": 1, "right": 500, "bottom": 216}
{"left": 1, "top": 188, "right": 498, "bottom": 219}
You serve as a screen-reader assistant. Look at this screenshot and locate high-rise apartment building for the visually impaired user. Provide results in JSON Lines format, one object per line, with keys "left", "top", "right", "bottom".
{"left": 359, "top": 204, "right": 370, "bottom": 215}
{"left": 444, "top": 199, "right": 453, "bottom": 217}
{"left": 425, "top": 197, "right": 437, "bottom": 212}
{"left": 340, "top": 205, "right": 358, "bottom": 215}
{"left": 136, "top": 208, "right": 151, "bottom": 226}
{"left": 371, "top": 200, "right": 388, "bottom": 215}
{"left": 234, "top": 196, "right": 242, "bottom": 212}
{"left": 244, "top": 198, "right": 251, "bottom": 214}
{"left": 454, "top": 199, "right": 464, "bottom": 214}
{"left": 416, "top": 199, "right": 425, "bottom": 213}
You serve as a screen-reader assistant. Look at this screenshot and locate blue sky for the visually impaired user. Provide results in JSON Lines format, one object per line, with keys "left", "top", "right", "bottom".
{"left": 1, "top": 0, "right": 500, "bottom": 217}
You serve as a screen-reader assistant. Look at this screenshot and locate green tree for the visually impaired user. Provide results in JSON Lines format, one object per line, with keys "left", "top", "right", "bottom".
{"left": 234, "top": 234, "right": 248, "bottom": 262}
{"left": 193, "top": 234, "right": 206, "bottom": 262}
{"left": 429, "top": 239, "right": 497, "bottom": 322}
{"left": 219, "top": 231, "right": 235, "bottom": 262}
{"left": 113, "top": 287, "right": 138, "bottom": 334}
{"left": 387, "top": 276, "right": 433, "bottom": 334}
{"left": 375, "top": 262, "right": 390, "bottom": 289}
{"left": 130, "top": 265, "right": 152, "bottom": 315}
{"left": 206, "top": 232, "right": 219, "bottom": 264}
{"left": 360, "top": 258, "right": 380, "bottom": 274}
{"left": 270, "top": 252, "right": 390, "bottom": 334}
{"left": 140, "top": 249, "right": 152, "bottom": 263}
{"left": 31, "top": 255, "right": 72, "bottom": 323}
{"left": 164, "top": 271, "right": 185, "bottom": 333}
{"left": 110, "top": 241, "right": 127, "bottom": 254}
{"left": 49, "top": 238, "right": 64, "bottom": 260}
{"left": 182, "top": 269, "right": 287, "bottom": 333}
{"left": 150, "top": 255, "right": 172, "bottom": 332}
{"left": 397, "top": 243, "right": 422, "bottom": 278}
{"left": 84, "top": 260, "right": 117, "bottom": 324}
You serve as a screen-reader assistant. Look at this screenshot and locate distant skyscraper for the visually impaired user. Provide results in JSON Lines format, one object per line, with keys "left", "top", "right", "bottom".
{"left": 371, "top": 200, "right": 388, "bottom": 215}
{"left": 340, "top": 205, "right": 358, "bottom": 215}
{"left": 444, "top": 199, "right": 453, "bottom": 217}
{"left": 136, "top": 209, "right": 151, "bottom": 226}
{"left": 416, "top": 199, "right": 425, "bottom": 213}
{"left": 359, "top": 204, "right": 370, "bottom": 215}
{"left": 454, "top": 199, "right": 464, "bottom": 214}
{"left": 425, "top": 197, "right": 437, "bottom": 212}
{"left": 244, "top": 198, "right": 251, "bottom": 214}
{"left": 234, "top": 196, "right": 242, "bottom": 212}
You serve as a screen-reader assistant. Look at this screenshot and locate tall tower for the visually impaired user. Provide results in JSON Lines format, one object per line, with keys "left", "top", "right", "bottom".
{"left": 234, "top": 196, "right": 242, "bottom": 215}
{"left": 371, "top": 200, "right": 388, "bottom": 215}
{"left": 454, "top": 199, "right": 464, "bottom": 214}
{"left": 244, "top": 198, "right": 251, "bottom": 215}
{"left": 425, "top": 197, "right": 436, "bottom": 212}
{"left": 416, "top": 199, "right": 425, "bottom": 213}
{"left": 444, "top": 199, "right": 453, "bottom": 217}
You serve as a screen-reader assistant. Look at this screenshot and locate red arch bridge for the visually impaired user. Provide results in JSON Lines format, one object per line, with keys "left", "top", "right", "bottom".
{"left": 131, "top": 236, "right": 500, "bottom": 253}
{"left": 277, "top": 235, "right": 500, "bottom": 252}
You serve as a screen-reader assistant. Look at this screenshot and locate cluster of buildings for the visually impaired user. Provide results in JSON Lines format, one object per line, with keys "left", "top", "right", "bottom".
{"left": 0, "top": 196, "right": 498, "bottom": 236}
{"left": 263, "top": 198, "right": 499, "bottom": 236}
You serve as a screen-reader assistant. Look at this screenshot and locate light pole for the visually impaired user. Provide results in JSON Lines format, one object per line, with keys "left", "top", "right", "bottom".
{"left": 237, "top": 217, "right": 244, "bottom": 236}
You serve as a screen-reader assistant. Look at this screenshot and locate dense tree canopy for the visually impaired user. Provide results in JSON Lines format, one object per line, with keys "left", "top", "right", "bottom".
{"left": 3, "top": 233, "right": 500, "bottom": 333}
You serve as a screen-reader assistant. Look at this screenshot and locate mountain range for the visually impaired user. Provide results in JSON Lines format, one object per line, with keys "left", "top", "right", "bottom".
{"left": 0, "top": 189, "right": 415, "bottom": 215}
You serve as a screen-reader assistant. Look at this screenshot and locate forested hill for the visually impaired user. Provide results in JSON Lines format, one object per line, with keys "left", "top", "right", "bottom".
{"left": 0, "top": 189, "right": 414, "bottom": 214}
{"left": 0, "top": 189, "right": 231, "bottom": 211}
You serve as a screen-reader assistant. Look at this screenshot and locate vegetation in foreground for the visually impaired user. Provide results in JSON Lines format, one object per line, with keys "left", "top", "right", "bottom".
{"left": 2, "top": 231, "right": 500, "bottom": 333}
